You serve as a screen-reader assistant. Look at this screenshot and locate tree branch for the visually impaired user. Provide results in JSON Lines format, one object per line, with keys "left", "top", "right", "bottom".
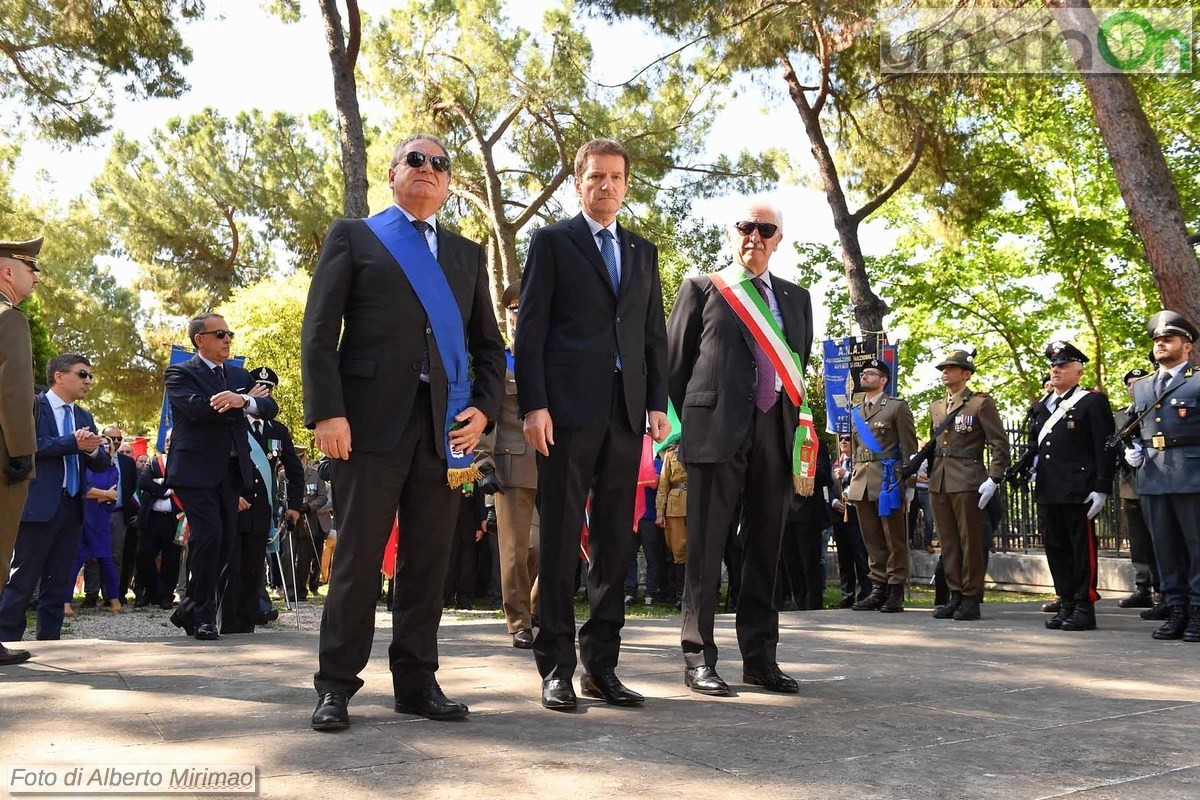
{"left": 851, "top": 122, "right": 924, "bottom": 225}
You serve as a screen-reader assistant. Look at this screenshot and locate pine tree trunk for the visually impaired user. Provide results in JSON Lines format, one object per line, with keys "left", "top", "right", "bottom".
{"left": 319, "top": 0, "right": 369, "bottom": 218}
{"left": 1048, "top": 0, "right": 1200, "bottom": 325}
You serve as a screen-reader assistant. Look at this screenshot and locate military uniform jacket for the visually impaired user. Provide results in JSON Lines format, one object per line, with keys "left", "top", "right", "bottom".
{"left": 490, "top": 360, "right": 537, "bottom": 490}
{"left": 0, "top": 290, "right": 36, "bottom": 469}
{"left": 1027, "top": 385, "right": 1115, "bottom": 504}
{"left": 1113, "top": 406, "right": 1138, "bottom": 501}
{"left": 655, "top": 447, "right": 687, "bottom": 518}
{"left": 926, "top": 389, "right": 1009, "bottom": 493}
{"left": 846, "top": 394, "right": 918, "bottom": 502}
{"left": 1131, "top": 365, "right": 1200, "bottom": 495}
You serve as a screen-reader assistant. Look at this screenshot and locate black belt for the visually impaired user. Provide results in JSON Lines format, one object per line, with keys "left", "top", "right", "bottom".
{"left": 934, "top": 447, "right": 979, "bottom": 459}
{"left": 1143, "top": 433, "right": 1200, "bottom": 450}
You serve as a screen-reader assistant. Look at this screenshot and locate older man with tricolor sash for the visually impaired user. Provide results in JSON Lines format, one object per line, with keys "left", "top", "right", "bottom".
{"left": 666, "top": 201, "right": 814, "bottom": 697}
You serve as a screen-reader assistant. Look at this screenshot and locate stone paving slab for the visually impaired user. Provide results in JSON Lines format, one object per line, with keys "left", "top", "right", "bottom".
{"left": 3, "top": 601, "right": 1200, "bottom": 799}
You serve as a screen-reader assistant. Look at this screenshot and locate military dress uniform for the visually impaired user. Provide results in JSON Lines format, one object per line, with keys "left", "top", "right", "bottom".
{"left": 846, "top": 368, "right": 918, "bottom": 612}
{"left": 925, "top": 351, "right": 1009, "bottom": 621}
{"left": 1127, "top": 311, "right": 1200, "bottom": 641}
{"left": 655, "top": 444, "right": 688, "bottom": 601}
{"left": 1026, "top": 342, "right": 1116, "bottom": 632}
{"left": 1113, "top": 368, "right": 1158, "bottom": 609}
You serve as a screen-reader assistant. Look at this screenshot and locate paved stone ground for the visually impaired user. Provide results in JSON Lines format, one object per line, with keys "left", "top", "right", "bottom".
{"left": 3, "top": 601, "right": 1199, "bottom": 799}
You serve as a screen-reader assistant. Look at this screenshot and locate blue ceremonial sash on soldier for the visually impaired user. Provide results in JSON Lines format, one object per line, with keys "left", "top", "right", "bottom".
{"left": 247, "top": 432, "right": 277, "bottom": 550}
{"left": 851, "top": 406, "right": 903, "bottom": 517}
{"left": 364, "top": 205, "right": 480, "bottom": 488}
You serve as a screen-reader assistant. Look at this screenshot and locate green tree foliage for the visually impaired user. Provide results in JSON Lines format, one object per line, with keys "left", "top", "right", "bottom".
{"left": 20, "top": 293, "right": 55, "bottom": 388}
{"left": 0, "top": 0, "right": 204, "bottom": 141}
{"left": 215, "top": 272, "right": 312, "bottom": 449}
{"left": 94, "top": 109, "right": 343, "bottom": 316}
{"left": 367, "top": 0, "right": 776, "bottom": 329}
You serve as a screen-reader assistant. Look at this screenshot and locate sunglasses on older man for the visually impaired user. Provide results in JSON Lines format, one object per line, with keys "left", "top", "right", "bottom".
{"left": 396, "top": 150, "right": 451, "bottom": 173}
{"left": 197, "top": 329, "right": 235, "bottom": 340}
{"left": 733, "top": 221, "right": 779, "bottom": 239}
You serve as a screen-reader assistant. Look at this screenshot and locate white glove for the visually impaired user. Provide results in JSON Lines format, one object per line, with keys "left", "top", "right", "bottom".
{"left": 977, "top": 477, "right": 997, "bottom": 510}
{"left": 905, "top": 487, "right": 915, "bottom": 505}
{"left": 1085, "top": 491, "right": 1107, "bottom": 520}
{"left": 1124, "top": 444, "right": 1145, "bottom": 468}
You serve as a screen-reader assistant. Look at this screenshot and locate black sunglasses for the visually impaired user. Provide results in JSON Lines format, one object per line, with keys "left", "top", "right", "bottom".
{"left": 197, "top": 329, "right": 235, "bottom": 340}
{"left": 397, "top": 151, "right": 451, "bottom": 173}
{"left": 72, "top": 369, "right": 94, "bottom": 380}
{"left": 733, "top": 221, "right": 779, "bottom": 239}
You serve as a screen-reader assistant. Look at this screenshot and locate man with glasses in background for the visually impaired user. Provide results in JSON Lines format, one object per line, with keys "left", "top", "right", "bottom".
{"left": 0, "top": 354, "right": 110, "bottom": 643}
{"left": 163, "top": 314, "right": 276, "bottom": 642}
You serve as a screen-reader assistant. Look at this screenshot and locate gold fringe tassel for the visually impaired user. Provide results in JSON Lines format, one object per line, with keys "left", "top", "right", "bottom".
{"left": 793, "top": 475, "right": 815, "bottom": 498}
{"left": 447, "top": 464, "right": 483, "bottom": 490}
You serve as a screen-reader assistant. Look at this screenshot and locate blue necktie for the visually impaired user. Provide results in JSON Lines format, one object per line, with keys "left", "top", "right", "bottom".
{"left": 597, "top": 229, "right": 622, "bottom": 370}
{"left": 412, "top": 219, "right": 434, "bottom": 377}
{"left": 62, "top": 404, "right": 80, "bottom": 496}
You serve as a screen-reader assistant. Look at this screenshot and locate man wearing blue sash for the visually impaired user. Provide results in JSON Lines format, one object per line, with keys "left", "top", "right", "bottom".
{"left": 845, "top": 359, "right": 918, "bottom": 612}
{"left": 303, "top": 134, "right": 505, "bottom": 730}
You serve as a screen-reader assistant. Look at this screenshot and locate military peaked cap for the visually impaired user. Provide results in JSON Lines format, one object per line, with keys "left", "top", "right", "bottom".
{"left": 1146, "top": 310, "right": 1198, "bottom": 342}
{"left": 0, "top": 237, "right": 43, "bottom": 271}
{"left": 1045, "top": 340, "right": 1088, "bottom": 365}
{"left": 250, "top": 366, "right": 279, "bottom": 387}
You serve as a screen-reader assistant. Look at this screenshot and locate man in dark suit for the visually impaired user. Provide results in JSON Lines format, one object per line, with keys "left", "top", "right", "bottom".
{"left": 136, "top": 431, "right": 181, "bottom": 609}
{"left": 164, "top": 314, "right": 277, "bottom": 641}
{"left": 0, "top": 354, "right": 110, "bottom": 642}
{"left": 221, "top": 366, "right": 302, "bottom": 634}
{"left": 303, "top": 133, "right": 504, "bottom": 730}
{"left": 666, "top": 202, "right": 813, "bottom": 696}
{"left": 1014, "top": 342, "right": 1114, "bottom": 632}
{"left": 515, "top": 138, "right": 671, "bottom": 711}
{"left": 81, "top": 425, "right": 139, "bottom": 607}
{"left": 0, "top": 236, "right": 41, "bottom": 665}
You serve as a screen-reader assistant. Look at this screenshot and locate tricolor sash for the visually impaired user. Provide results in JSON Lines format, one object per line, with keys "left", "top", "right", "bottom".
{"left": 710, "top": 265, "right": 818, "bottom": 496}
{"left": 247, "top": 432, "right": 278, "bottom": 551}
{"left": 851, "top": 406, "right": 902, "bottom": 517}
{"left": 364, "top": 206, "right": 480, "bottom": 488}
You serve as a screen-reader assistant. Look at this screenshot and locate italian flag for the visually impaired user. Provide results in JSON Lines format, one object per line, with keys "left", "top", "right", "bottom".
{"left": 710, "top": 266, "right": 819, "bottom": 496}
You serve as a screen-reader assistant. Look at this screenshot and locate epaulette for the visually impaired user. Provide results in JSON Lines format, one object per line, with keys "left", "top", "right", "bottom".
{"left": 1133, "top": 373, "right": 1155, "bottom": 383}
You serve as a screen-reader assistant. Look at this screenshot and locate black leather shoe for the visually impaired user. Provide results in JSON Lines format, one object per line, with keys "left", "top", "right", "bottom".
{"left": 194, "top": 623, "right": 219, "bottom": 641}
{"left": 311, "top": 692, "right": 350, "bottom": 731}
{"left": 953, "top": 596, "right": 982, "bottom": 621}
{"left": 879, "top": 582, "right": 905, "bottom": 613}
{"left": 1153, "top": 606, "right": 1187, "bottom": 640}
{"left": 0, "top": 643, "right": 32, "bottom": 666}
{"left": 1045, "top": 603, "right": 1074, "bottom": 629}
{"left": 580, "top": 672, "right": 644, "bottom": 706}
{"left": 395, "top": 682, "right": 469, "bottom": 720}
{"left": 81, "top": 595, "right": 98, "bottom": 609}
{"left": 1061, "top": 601, "right": 1097, "bottom": 631}
{"left": 837, "top": 595, "right": 854, "bottom": 609}
{"left": 852, "top": 582, "right": 886, "bottom": 611}
{"left": 541, "top": 677, "right": 577, "bottom": 710}
{"left": 133, "top": 598, "right": 152, "bottom": 609}
{"left": 1041, "top": 598, "right": 1061, "bottom": 614}
{"left": 1142, "top": 598, "right": 1169, "bottom": 621}
{"left": 169, "top": 602, "right": 196, "bottom": 636}
{"left": 684, "top": 666, "right": 731, "bottom": 696}
{"left": 743, "top": 664, "right": 800, "bottom": 694}
{"left": 512, "top": 629, "right": 534, "bottom": 649}
{"left": 1118, "top": 589, "right": 1154, "bottom": 609}
{"left": 933, "top": 591, "right": 962, "bottom": 620}
{"left": 1183, "top": 606, "right": 1200, "bottom": 643}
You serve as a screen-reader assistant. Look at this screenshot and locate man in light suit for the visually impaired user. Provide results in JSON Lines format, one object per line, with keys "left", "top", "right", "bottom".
{"left": 303, "top": 134, "right": 504, "bottom": 729}
{"left": 0, "top": 354, "right": 110, "bottom": 643}
{"left": 0, "top": 237, "right": 41, "bottom": 664}
{"left": 516, "top": 138, "right": 671, "bottom": 710}
{"left": 666, "top": 202, "right": 813, "bottom": 696}
{"left": 164, "top": 314, "right": 277, "bottom": 641}
{"left": 1124, "top": 311, "right": 1200, "bottom": 641}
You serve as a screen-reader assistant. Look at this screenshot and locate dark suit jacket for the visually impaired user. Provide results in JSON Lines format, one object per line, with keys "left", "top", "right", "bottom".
{"left": 514, "top": 214, "right": 668, "bottom": 431}
{"left": 667, "top": 271, "right": 813, "bottom": 464}
{"left": 23, "top": 392, "right": 111, "bottom": 523}
{"left": 136, "top": 456, "right": 173, "bottom": 530}
{"left": 1028, "top": 385, "right": 1116, "bottom": 504}
{"left": 114, "top": 452, "right": 139, "bottom": 526}
{"left": 301, "top": 217, "right": 505, "bottom": 454}
{"left": 164, "top": 356, "right": 279, "bottom": 491}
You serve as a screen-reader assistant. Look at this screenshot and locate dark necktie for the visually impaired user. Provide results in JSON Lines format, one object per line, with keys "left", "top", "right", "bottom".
{"left": 412, "top": 219, "right": 434, "bottom": 377}
{"left": 751, "top": 277, "right": 777, "bottom": 412}
{"left": 253, "top": 419, "right": 264, "bottom": 442}
{"left": 597, "top": 229, "right": 622, "bottom": 370}
{"left": 1156, "top": 372, "right": 1169, "bottom": 399}
{"left": 213, "top": 364, "right": 226, "bottom": 389}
